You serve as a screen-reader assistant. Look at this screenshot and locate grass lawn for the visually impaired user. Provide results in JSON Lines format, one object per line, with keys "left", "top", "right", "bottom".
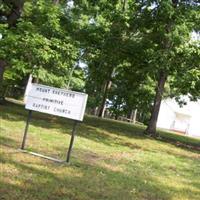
{"left": 0, "top": 100, "right": 200, "bottom": 200}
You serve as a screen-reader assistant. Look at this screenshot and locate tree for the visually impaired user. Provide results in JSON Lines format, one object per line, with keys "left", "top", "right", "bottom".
{"left": 0, "top": 0, "right": 83, "bottom": 100}
{"left": 134, "top": 0, "right": 200, "bottom": 136}
{"left": 65, "top": 0, "right": 138, "bottom": 117}
{"left": 0, "top": 0, "right": 24, "bottom": 95}
{"left": 108, "top": 66, "right": 155, "bottom": 123}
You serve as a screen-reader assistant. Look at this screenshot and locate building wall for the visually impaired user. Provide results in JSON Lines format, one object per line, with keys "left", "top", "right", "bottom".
{"left": 187, "top": 101, "right": 200, "bottom": 137}
{"left": 157, "top": 98, "right": 200, "bottom": 137}
{"left": 157, "top": 102, "right": 175, "bottom": 130}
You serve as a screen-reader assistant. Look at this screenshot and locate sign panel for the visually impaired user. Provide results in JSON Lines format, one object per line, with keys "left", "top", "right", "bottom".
{"left": 25, "top": 83, "right": 88, "bottom": 121}
{"left": 24, "top": 74, "right": 33, "bottom": 104}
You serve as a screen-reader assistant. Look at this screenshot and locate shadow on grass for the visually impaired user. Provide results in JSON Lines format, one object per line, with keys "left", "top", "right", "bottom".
{"left": 1, "top": 100, "right": 199, "bottom": 154}
{"left": 1, "top": 125, "right": 200, "bottom": 200}
{"left": 1, "top": 146, "right": 200, "bottom": 200}
{"left": 0, "top": 152, "right": 176, "bottom": 200}
{"left": 158, "top": 130, "right": 200, "bottom": 150}
{"left": 0, "top": 135, "right": 20, "bottom": 149}
{"left": 0, "top": 101, "right": 148, "bottom": 147}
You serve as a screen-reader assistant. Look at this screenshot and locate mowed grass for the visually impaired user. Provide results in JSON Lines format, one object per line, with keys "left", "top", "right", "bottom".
{"left": 0, "top": 100, "right": 200, "bottom": 200}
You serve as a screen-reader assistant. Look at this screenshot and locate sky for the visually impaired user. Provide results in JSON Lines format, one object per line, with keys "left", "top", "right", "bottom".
{"left": 191, "top": 31, "right": 200, "bottom": 41}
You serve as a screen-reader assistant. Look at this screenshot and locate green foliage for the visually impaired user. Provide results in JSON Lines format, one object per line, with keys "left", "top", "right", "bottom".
{"left": 0, "top": 0, "right": 83, "bottom": 94}
{"left": 0, "top": 0, "right": 200, "bottom": 123}
{"left": 64, "top": 0, "right": 200, "bottom": 122}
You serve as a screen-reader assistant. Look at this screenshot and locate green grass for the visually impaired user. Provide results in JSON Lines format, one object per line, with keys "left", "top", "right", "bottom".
{"left": 0, "top": 100, "right": 200, "bottom": 200}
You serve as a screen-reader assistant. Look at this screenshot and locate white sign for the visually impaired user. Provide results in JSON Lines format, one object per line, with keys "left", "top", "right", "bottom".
{"left": 25, "top": 83, "right": 88, "bottom": 121}
{"left": 24, "top": 74, "right": 33, "bottom": 104}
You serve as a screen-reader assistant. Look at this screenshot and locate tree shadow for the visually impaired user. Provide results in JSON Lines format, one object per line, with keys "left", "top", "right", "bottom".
{"left": 1, "top": 100, "right": 199, "bottom": 155}
{"left": 1, "top": 121, "right": 199, "bottom": 200}
{"left": 0, "top": 152, "right": 175, "bottom": 200}
{"left": 0, "top": 135, "right": 20, "bottom": 148}
{"left": 0, "top": 101, "right": 148, "bottom": 148}
{"left": 1, "top": 147, "right": 200, "bottom": 200}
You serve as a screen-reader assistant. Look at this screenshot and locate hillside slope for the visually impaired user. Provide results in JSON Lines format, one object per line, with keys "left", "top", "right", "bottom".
{"left": 0, "top": 101, "right": 200, "bottom": 200}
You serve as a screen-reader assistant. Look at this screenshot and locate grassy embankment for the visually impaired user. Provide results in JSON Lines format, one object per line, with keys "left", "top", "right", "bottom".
{"left": 0, "top": 100, "right": 200, "bottom": 200}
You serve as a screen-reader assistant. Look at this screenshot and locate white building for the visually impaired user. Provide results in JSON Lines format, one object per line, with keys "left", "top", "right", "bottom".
{"left": 157, "top": 97, "right": 200, "bottom": 138}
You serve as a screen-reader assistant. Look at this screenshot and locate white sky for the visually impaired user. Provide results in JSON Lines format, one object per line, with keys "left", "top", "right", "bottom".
{"left": 191, "top": 31, "right": 200, "bottom": 41}
{"left": 67, "top": 0, "right": 74, "bottom": 8}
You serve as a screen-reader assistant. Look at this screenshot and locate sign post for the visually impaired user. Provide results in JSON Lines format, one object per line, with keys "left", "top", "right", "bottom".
{"left": 21, "top": 82, "right": 88, "bottom": 163}
{"left": 21, "top": 110, "right": 32, "bottom": 150}
{"left": 66, "top": 121, "right": 78, "bottom": 162}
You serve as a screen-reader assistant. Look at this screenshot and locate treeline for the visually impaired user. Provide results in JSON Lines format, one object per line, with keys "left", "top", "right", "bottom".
{"left": 0, "top": 0, "right": 199, "bottom": 136}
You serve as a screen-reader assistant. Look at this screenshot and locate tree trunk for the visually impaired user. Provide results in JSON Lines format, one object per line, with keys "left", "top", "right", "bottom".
{"left": 0, "top": 60, "right": 6, "bottom": 86}
{"left": 98, "top": 79, "right": 112, "bottom": 117}
{"left": 6, "top": 0, "right": 25, "bottom": 27}
{"left": 53, "top": 0, "right": 59, "bottom": 4}
{"left": 0, "top": 0, "right": 24, "bottom": 101}
{"left": 145, "top": 71, "right": 167, "bottom": 137}
{"left": 114, "top": 113, "right": 119, "bottom": 120}
{"left": 93, "top": 107, "right": 99, "bottom": 116}
{"left": 127, "top": 109, "right": 137, "bottom": 123}
{"left": 145, "top": 0, "right": 176, "bottom": 137}
{"left": 0, "top": 60, "right": 7, "bottom": 102}
{"left": 131, "top": 109, "right": 137, "bottom": 124}
{"left": 98, "top": 67, "right": 115, "bottom": 118}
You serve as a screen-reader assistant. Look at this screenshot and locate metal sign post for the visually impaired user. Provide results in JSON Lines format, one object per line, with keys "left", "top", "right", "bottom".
{"left": 20, "top": 81, "right": 87, "bottom": 163}
{"left": 21, "top": 110, "right": 32, "bottom": 150}
{"left": 20, "top": 112, "right": 79, "bottom": 163}
{"left": 66, "top": 121, "right": 78, "bottom": 162}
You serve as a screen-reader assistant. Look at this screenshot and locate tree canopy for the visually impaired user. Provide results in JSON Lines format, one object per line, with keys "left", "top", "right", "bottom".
{"left": 0, "top": 0, "right": 199, "bottom": 136}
